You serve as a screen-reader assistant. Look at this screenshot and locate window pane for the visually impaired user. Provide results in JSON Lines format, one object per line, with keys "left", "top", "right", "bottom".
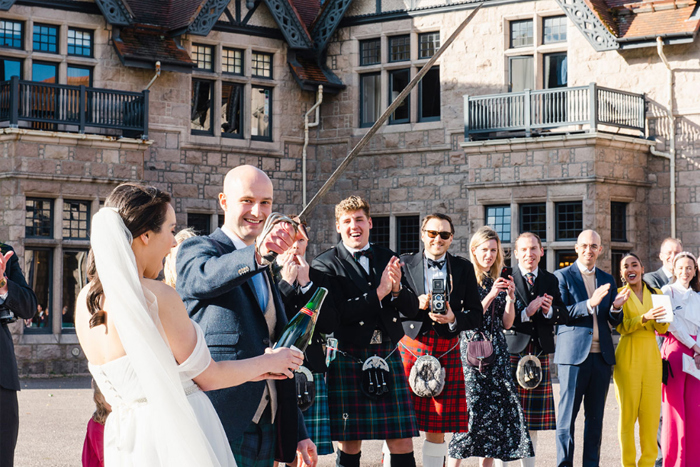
{"left": 0, "top": 20, "right": 23, "bottom": 49}
{"left": 67, "top": 66, "right": 92, "bottom": 87}
{"left": 63, "top": 200, "right": 90, "bottom": 239}
{"left": 555, "top": 201, "right": 582, "bottom": 241}
{"left": 360, "top": 73, "right": 380, "bottom": 126}
{"left": 611, "top": 202, "right": 627, "bottom": 242}
{"left": 252, "top": 52, "right": 272, "bottom": 78}
{"left": 222, "top": 48, "right": 243, "bottom": 74}
{"left": 370, "top": 216, "right": 390, "bottom": 249}
{"left": 510, "top": 56, "right": 534, "bottom": 92}
{"left": 520, "top": 203, "right": 547, "bottom": 241}
{"left": 222, "top": 82, "right": 243, "bottom": 137}
{"left": 33, "top": 24, "right": 58, "bottom": 53}
{"left": 191, "top": 79, "right": 212, "bottom": 133}
{"left": 544, "top": 53, "right": 567, "bottom": 89}
{"left": 67, "top": 28, "right": 92, "bottom": 56}
{"left": 188, "top": 213, "right": 211, "bottom": 236}
{"left": 26, "top": 198, "right": 53, "bottom": 238}
{"left": 419, "top": 32, "right": 440, "bottom": 59}
{"left": 251, "top": 86, "right": 271, "bottom": 139}
{"left": 1, "top": 58, "right": 22, "bottom": 80}
{"left": 218, "top": 214, "right": 225, "bottom": 228}
{"left": 486, "top": 205, "right": 511, "bottom": 243}
{"left": 389, "top": 69, "right": 410, "bottom": 124}
{"left": 397, "top": 216, "right": 420, "bottom": 255}
{"left": 62, "top": 250, "right": 88, "bottom": 330}
{"left": 389, "top": 35, "right": 410, "bottom": 62}
{"left": 611, "top": 250, "right": 629, "bottom": 287}
{"left": 32, "top": 62, "right": 57, "bottom": 83}
{"left": 360, "top": 39, "right": 380, "bottom": 66}
{"left": 556, "top": 250, "right": 577, "bottom": 270}
{"left": 510, "top": 20, "right": 533, "bottom": 48}
{"left": 24, "top": 249, "right": 52, "bottom": 332}
{"left": 419, "top": 66, "right": 440, "bottom": 121}
{"left": 544, "top": 16, "right": 567, "bottom": 44}
{"left": 192, "top": 44, "right": 213, "bottom": 70}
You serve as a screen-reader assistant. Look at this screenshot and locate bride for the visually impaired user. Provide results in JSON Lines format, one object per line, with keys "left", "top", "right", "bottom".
{"left": 75, "top": 183, "right": 302, "bottom": 466}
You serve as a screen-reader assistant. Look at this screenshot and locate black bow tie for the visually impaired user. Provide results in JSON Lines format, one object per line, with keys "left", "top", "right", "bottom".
{"left": 353, "top": 248, "right": 373, "bottom": 261}
{"left": 427, "top": 258, "right": 445, "bottom": 269}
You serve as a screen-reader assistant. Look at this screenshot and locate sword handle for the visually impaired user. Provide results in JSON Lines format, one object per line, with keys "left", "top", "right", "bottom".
{"left": 256, "top": 213, "right": 299, "bottom": 266}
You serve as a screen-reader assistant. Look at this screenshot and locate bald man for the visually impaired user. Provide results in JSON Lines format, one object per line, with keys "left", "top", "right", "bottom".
{"left": 553, "top": 230, "right": 626, "bottom": 467}
{"left": 176, "top": 165, "right": 317, "bottom": 467}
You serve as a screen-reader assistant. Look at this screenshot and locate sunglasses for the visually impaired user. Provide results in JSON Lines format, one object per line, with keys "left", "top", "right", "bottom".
{"left": 424, "top": 230, "right": 453, "bottom": 240}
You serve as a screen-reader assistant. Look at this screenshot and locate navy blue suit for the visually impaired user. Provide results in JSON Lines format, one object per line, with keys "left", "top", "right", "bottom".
{"left": 176, "top": 228, "right": 307, "bottom": 464}
{"left": 553, "top": 263, "right": 623, "bottom": 467}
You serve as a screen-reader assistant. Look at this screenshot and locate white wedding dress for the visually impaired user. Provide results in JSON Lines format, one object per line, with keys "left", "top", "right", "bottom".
{"left": 87, "top": 207, "right": 237, "bottom": 467}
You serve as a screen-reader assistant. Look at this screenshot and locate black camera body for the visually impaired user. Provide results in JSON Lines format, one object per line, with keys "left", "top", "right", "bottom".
{"left": 431, "top": 278, "right": 447, "bottom": 314}
{"left": 0, "top": 309, "right": 17, "bottom": 325}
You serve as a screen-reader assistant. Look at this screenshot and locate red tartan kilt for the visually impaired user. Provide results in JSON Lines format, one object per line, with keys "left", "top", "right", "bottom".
{"left": 398, "top": 332, "right": 469, "bottom": 433}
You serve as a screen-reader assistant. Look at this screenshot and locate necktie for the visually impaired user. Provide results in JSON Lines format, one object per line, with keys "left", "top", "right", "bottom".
{"left": 427, "top": 258, "right": 445, "bottom": 269}
{"left": 525, "top": 272, "right": 535, "bottom": 289}
{"left": 250, "top": 272, "right": 268, "bottom": 313}
{"left": 353, "top": 248, "right": 373, "bottom": 262}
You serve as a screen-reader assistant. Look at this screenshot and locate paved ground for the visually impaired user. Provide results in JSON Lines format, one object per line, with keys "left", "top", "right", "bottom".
{"left": 15, "top": 376, "right": 626, "bottom": 466}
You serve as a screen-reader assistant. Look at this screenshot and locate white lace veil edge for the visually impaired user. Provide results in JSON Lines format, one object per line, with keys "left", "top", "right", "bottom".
{"left": 90, "top": 207, "right": 222, "bottom": 467}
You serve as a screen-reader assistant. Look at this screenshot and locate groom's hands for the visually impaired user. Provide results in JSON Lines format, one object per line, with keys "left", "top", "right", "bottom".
{"left": 255, "top": 221, "right": 296, "bottom": 264}
{"left": 252, "top": 347, "right": 304, "bottom": 380}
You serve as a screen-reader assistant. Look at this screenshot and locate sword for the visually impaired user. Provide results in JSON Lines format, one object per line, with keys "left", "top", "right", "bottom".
{"left": 259, "top": 4, "right": 483, "bottom": 262}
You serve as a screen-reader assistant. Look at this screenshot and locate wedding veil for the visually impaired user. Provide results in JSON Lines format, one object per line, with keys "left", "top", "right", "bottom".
{"left": 91, "top": 207, "right": 222, "bottom": 466}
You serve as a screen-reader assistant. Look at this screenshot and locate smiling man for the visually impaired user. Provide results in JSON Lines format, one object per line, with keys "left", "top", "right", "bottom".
{"left": 312, "top": 195, "right": 420, "bottom": 467}
{"left": 176, "top": 165, "right": 316, "bottom": 467}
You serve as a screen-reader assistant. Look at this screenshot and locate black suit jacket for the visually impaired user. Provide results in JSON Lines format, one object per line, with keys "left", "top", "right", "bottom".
{"left": 176, "top": 229, "right": 307, "bottom": 463}
{"left": 505, "top": 266, "right": 566, "bottom": 354}
{"left": 0, "top": 244, "right": 37, "bottom": 392}
{"left": 277, "top": 266, "right": 336, "bottom": 373}
{"left": 311, "top": 242, "right": 419, "bottom": 346}
{"left": 400, "top": 252, "right": 483, "bottom": 339}
{"left": 643, "top": 267, "right": 669, "bottom": 290}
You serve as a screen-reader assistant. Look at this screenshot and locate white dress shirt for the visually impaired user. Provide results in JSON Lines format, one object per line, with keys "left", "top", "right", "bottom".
{"left": 518, "top": 265, "right": 554, "bottom": 322}
{"left": 662, "top": 282, "right": 700, "bottom": 350}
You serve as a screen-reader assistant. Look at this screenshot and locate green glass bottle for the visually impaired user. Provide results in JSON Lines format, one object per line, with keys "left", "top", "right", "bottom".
{"left": 274, "top": 287, "right": 328, "bottom": 352}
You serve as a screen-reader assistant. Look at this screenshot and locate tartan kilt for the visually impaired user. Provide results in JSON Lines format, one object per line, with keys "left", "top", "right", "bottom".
{"left": 398, "top": 332, "right": 469, "bottom": 433}
{"left": 508, "top": 341, "right": 556, "bottom": 431}
{"left": 301, "top": 373, "right": 334, "bottom": 455}
{"left": 327, "top": 340, "right": 419, "bottom": 441}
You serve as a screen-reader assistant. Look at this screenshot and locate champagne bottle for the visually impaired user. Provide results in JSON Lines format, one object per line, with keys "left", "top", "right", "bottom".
{"left": 274, "top": 287, "right": 328, "bottom": 352}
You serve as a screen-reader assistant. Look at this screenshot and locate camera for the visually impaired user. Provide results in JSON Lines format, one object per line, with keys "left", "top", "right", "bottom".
{"left": 0, "top": 309, "right": 17, "bottom": 325}
{"left": 431, "top": 278, "right": 447, "bottom": 314}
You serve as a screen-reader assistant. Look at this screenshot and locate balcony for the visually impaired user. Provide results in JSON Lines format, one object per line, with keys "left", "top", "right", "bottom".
{"left": 0, "top": 76, "right": 149, "bottom": 139}
{"left": 464, "top": 83, "right": 646, "bottom": 141}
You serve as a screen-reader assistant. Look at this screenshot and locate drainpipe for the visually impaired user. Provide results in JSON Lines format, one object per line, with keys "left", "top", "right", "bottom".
{"left": 302, "top": 85, "right": 323, "bottom": 208}
{"left": 649, "top": 37, "right": 676, "bottom": 237}
{"left": 145, "top": 61, "right": 161, "bottom": 90}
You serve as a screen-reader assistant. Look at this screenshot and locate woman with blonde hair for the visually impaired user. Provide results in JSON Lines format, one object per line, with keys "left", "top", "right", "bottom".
{"left": 163, "top": 228, "right": 197, "bottom": 288}
{"left": 449, "top": 226, "right": 533, "bottom": 467}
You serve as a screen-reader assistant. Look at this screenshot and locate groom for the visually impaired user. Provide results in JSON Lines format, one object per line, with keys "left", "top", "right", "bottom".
{"left": 176, "top": 165, "right": 316, "bottom": 467}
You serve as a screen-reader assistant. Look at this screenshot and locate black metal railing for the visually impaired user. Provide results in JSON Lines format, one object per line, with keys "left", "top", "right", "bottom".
{"left": 464, "top": 83, "right": 645, "bottom": 140}
{"left": 0, "top": 76, "right": 149, "bottom": 139}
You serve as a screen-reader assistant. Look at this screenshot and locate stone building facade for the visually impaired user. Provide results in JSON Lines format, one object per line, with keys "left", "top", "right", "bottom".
{"left": 1, "top": 0, "right": 698, "bottom": 375}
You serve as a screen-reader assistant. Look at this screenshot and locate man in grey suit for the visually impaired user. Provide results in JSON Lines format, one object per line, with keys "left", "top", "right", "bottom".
{"left": 0, "top": 243, "right": 38, "bottom": 467}
{"left": 553, "top": 230, "right": 626, "bottom": 467}
{"left": 643, "top": 237, "right": 682, "bottom": 289}
{"left": 176, "top": 165, "right": 316, "bottom": 467}
{"left": 642, "top": 237, "right": 681, "bottom": 467}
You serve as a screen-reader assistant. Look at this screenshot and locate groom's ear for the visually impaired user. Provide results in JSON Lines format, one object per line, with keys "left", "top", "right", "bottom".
{"left": 219, "top": 192, "right": 227, "bottom": 212}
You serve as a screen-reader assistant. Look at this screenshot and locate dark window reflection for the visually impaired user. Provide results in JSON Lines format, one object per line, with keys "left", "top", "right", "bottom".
{"left": 24, "top": 249, "right": 52, "bottom": 332}
{"left": 62, "top": 250, "right": 88, "bottom": 330}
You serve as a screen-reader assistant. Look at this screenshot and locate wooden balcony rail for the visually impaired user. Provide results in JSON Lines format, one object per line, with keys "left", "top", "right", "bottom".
{"left": 0, "top": 76, "right": 149, "bottom": 139}
{"left": 464, "top": 83, "right": 645, "bottom": 140}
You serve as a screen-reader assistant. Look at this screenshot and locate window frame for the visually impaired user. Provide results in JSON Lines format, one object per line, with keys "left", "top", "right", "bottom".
{"left": 510, "top": 19, "right": 534, "bottom": 49}
{"left": 418, "top": 66, "right": 440, "bottom": 122}
{"left": 250, "top": 85, "right": 273, "bottom": 141}
{"left": 31, "top": 60, "right": 58, "bottom": 83}
{"left": 192, "top": 43, "right": 214, "bottom": 71}
{"left": 0, "top": 19, "right": 24, "bottom": 50}
{"left": 610, "top": 202, "right": 628, "bottom": 242}
{"left": 251, "top": 51, "right": 273, "bottom": 79}
{"left": 66, "top": 64, "right": 93, "bottom": 87}
{"left": 23, "top": 247, "right": 54, "bottom": 335}
{"left": 359, "top": 38, "right": 381, "bottom": 66}
{"left": 67, "top": 27, "right": 93, "bottom": 58}
{"left": 555, "top": 201, "right": 583, "bottom": 241}
{"left": 0, "top": 56, "right": 23, "bottom": 80}
{"left": 543, "top": 15, "right": 567, "bottom": 45}
{"left": 396, "top": 215, "right": 420, "bottom": 255}
{"left": 25, "top": 197, "right": 54, "bottom": 239}
{"left": 60, "top": 248, "right": 89, "bottom": 332}
{"left": 388, "top": 35, "right": 410, "bottom": 63}
{"left": 369, "top": 215, "right": 390, "bottom": 249}
{"left": 222, "top": 47, "right": 244, "bottom": 75}
{"left": 359, "top": 72, "right": 381, "bottom": 128}
{"left": 187, "top": 213, "right": 213, "bottom": 236}
{"left": 388, "top": 68, "right": 411, "bottom": 125}
{"left": 221, "top": 81, "right": 244, "bottom": 139}
{"left": 418, "top": 32, "right": 440, "bottom": 59}
{"left": 519, "top": 202, "right": 547, "bottom": 241}
{"left": 191, "top": 78, "right": 214, "bottom": 135}
{"left": 485, "top": 204, "right": 512, "bottom": 243}
{"left": 32, "top": 23, "right": 59, "bottom": 54}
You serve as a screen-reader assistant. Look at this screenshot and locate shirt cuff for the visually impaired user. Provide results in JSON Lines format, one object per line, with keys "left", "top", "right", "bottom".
{"left": 300, "top": 281, "right": 313, "bottom": 294}
{"left": 448, "top": 320, "right": 458, "bottom": 331}
{"left": 542, "top": 308, "right": 554, "bottom": 319}
{"left": 0, "top": 292, "right": 7, "bottom": 303}
{"left": 587, "top": 300, "right": 595, "bottom": 315}
{"left": 610, "top": 306, "right": 622, "bottom": 314}
{"left": 521, "top": 308, "right": 531, "bottom": 323}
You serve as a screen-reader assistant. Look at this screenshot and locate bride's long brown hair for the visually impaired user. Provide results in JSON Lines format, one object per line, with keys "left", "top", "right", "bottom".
{"left": 86, "top": 183, "right": 172, "bottom": 328}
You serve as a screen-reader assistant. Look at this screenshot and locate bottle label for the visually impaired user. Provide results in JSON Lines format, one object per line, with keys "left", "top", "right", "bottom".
{"left": 300, "top": 307, "right": 314, "bottom": 317}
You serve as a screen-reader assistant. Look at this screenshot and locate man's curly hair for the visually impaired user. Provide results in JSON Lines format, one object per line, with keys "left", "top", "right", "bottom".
{"left": 335, "top": 195, "right": 371, "bottom": 221}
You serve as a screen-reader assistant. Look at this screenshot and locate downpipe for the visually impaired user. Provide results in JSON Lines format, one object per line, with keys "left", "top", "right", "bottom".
{"left": 302, "top": 85, "right": 323, "bottom": 208}
{"left": 648, "top": 37, "right": 676, "bottom": 237}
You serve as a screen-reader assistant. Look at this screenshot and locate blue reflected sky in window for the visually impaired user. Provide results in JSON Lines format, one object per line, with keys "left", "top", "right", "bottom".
{"left": 32, "top": 62, "right": 57, "bottom": 83}
{"left": 1, "top": 59, "right": 22, "bottom": 80}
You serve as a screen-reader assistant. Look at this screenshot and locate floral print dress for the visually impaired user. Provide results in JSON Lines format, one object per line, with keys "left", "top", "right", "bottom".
{"left": 448, "top": 276, "right": 534, "bottom": 461}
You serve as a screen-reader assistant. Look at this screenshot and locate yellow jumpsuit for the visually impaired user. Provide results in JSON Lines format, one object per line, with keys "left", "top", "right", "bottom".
{"left": 613, "top": 285, "right": 670, "bottom": 467}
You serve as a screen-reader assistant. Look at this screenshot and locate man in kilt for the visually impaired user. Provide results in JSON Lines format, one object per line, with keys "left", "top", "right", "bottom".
{"left": 397, "top": 213, "right": 483, "bottom": 467}
{"left": 497, "top": 232, "right": 566, "bottom": 467}
{"left": 312, "top": 196, "right": 421, "bottom": 467}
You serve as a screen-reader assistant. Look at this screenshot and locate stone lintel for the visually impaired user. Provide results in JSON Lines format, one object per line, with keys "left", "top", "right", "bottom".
{"left": 461, "top": 132, "right": 655, "bottom": 153}
{"left": 466, "top": 176, "right": 653, "bottom": 190}
{"left": 0, "top": 128, "right": 152, "bottom": 149}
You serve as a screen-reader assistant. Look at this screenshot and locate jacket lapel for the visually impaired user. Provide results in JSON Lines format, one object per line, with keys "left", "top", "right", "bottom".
{"left": 569, "top": 264, "right": 590, "bottom": 303}
{"left": 405, "top": 252, "right": 425, "bottom": 295}
{"left": 513, "top": 267, "right": 530, "bottom": 304}
{"left": 336, "top": 242, "right": 372, "bottom": 293}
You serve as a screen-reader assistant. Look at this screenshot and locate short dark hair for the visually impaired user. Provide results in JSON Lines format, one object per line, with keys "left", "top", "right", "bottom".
{"left": 421, "top": 213, "right": 454, "bottom": 234}
{"left": 515, "top": 232, "right": 542, "bottom": 249}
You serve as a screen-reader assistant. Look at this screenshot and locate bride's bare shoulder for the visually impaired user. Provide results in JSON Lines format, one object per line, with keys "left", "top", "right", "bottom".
{"left": 142, "top": 279, "right": 183, "bottom": 307}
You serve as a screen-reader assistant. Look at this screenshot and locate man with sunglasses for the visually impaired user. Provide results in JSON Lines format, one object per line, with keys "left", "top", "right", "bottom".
{"left": 397, "top": 213, "right": 483, "bottom": 467}
{"left": 553, "top": 229, "right": 626, "bottom": 467}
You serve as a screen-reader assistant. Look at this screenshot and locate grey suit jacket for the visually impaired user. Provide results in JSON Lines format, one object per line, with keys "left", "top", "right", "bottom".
{"left": 175, "top": 229, "right": 307, "bottom": 461}
{"left": 643, "top": 267, "right": 670, "bottom": 290}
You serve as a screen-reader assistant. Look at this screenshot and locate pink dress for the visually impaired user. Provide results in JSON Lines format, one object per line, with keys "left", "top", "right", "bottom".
{"left": 82, "top": 418, "right": 105, "bottom": 467}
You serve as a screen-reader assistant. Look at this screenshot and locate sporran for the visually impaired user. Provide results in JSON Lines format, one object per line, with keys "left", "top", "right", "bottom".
{"left": 408, "top": 354, "right": 446, "bottom": 398}
{"left": 515, "top": 354, "right": 543, "bottom": 389}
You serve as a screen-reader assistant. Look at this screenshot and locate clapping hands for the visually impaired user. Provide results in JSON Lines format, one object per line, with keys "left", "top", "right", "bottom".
{"left": 377, "top": 256, "right": 403, "bottom": 301}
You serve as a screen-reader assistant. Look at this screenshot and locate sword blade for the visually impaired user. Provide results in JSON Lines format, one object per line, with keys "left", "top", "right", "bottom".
{"left": 298, "top": 3, "right": 483, "bottom": 222}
